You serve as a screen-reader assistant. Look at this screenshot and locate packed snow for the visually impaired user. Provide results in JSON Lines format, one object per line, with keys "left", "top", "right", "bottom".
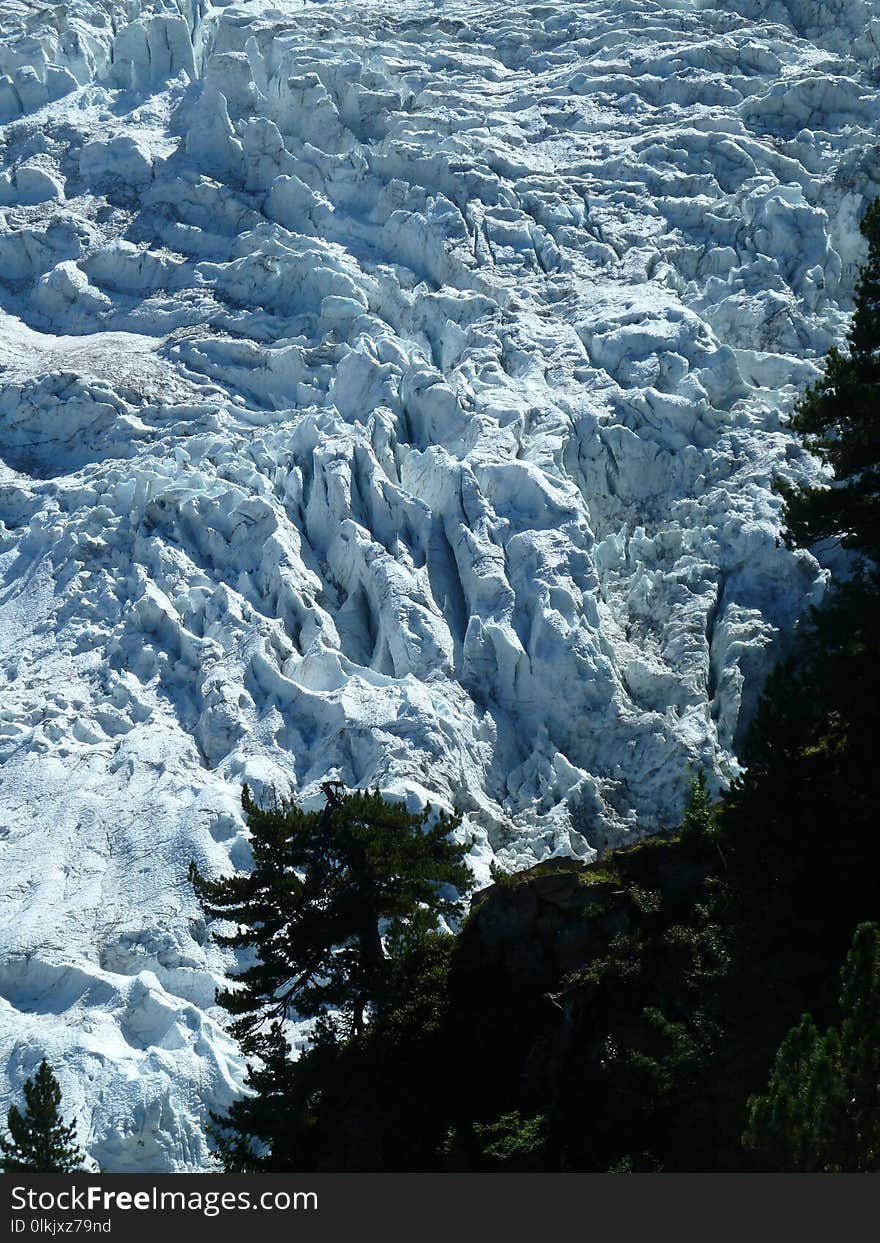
{"left": 0, "top": 0, "right": 878, "bottom": 1171}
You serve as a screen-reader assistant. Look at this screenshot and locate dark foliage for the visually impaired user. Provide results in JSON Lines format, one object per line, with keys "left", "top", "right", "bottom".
{"left": 191, "top": 783, "right": 471, "bottom": 1169}
{"left": 0, "top": 1060, "right": 85, "bottom": 1173}
{"left": 779, "top": 199, "right": 880, "bottom": 559}
{"left": 744, "top": 923, "right": 880, "bottom": 1171}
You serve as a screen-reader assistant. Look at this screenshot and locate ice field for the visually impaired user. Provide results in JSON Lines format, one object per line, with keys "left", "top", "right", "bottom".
{"left": 0, "top": 0, "right": 878, "bottom": 1169}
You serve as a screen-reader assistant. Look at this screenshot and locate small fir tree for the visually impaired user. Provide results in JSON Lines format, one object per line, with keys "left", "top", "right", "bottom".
{"left": 679, "top": 770, "right": 719, "bottom": 844}
{"left": 0, "top": 1060, "right": 85, "bottom": 1173}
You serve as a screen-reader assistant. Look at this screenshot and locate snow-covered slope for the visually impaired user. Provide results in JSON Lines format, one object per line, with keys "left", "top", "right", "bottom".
{"left": 1, "top": 0, "right": 878, "bottom": 1171}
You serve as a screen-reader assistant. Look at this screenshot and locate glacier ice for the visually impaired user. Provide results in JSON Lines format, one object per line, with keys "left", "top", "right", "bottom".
{"left": 0, "top": 0, "right": 878, "bottom": 1171}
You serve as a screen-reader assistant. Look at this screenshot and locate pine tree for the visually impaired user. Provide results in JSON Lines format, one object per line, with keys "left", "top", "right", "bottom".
{"left": 0, "top": 1060, "right": 85, "bottom": 1173}
{"left": 191, "top": 782, "right": 472, "bottom": 1169}
{"left": 192, "top": 782, "right": 471, "bottom": 1047}
{"left": 779, "top": 199, "right": 880, "bottom": 561}
{"left": 679, "top": 770, "right": 719, "bottom": 845}
{"left": 744, "top": 923, "right": 880, "bottom": 1171}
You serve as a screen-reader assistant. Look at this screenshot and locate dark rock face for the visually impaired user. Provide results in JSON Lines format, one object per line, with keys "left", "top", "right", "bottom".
{"left": 461, "top": 839, "right": 712, "bottom": 985}
{"left": 464, "top": 859, "right": 629, "bottom": 985}
{"left": 447, "top": 836, "right": 717, "bottom": 1167}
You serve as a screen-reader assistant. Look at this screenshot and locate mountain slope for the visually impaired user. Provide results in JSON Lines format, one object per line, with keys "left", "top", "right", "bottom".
{"left": 0, "top": 0, "right": 877, "bottom": 1170}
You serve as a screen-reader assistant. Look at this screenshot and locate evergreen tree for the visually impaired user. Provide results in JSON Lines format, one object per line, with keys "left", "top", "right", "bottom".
{"left": 707, "top": 581, "right": 880, "bottom": 1166}
{"left": 744, "top": 923, "right": 880, "bottom": 1171}
{"left": 705, "top": 195, "right": 880, "bottom": 1161}
{"left": 779, "top": 199, "right": 880, "bottom": 561}
{"left": 191, "top": 782, "right": 472, "bottom": 1169}
{"left": 679, "top": 770, "right": 720, "bottom": 845}
{"left": 0, "top": 1060, "right": 85, "bottom": 1173}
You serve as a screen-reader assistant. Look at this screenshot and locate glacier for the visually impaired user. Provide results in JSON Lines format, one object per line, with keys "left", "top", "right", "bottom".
{"left": 0, "top": 0, "right": 878, "bottom": 1171}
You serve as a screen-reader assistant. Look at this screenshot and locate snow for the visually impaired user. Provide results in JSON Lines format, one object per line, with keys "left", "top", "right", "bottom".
{"left": 0, "top": 0, "right": 878, "bottom": 1171}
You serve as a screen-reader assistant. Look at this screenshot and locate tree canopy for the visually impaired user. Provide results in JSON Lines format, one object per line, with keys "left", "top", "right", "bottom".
{"left": 744, "top": 923, "right": 880, "bottom": 1171}
{"left": 191, "top": 782, "right": 472, "bottom": 1169}
{"left": 192, "top": 782, "right": 471, "bottom": 1048}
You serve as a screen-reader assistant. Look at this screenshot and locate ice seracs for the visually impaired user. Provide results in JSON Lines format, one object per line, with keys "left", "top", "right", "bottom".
{"left": 1, "top": 0, "right": 878, "bottom": 1171}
